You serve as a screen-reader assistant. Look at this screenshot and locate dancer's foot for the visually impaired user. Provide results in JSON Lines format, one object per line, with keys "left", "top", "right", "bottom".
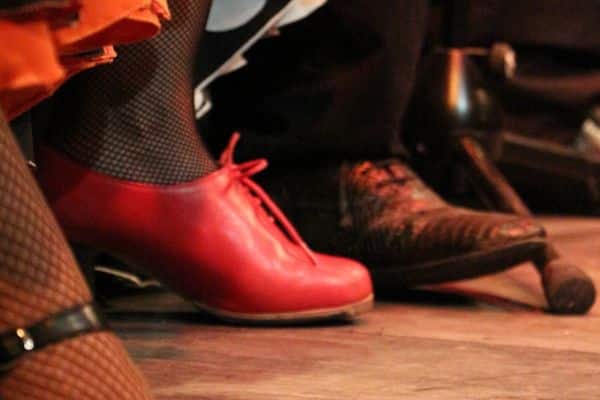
{"left": 0, "top": 112, "right": 153, "bottom": 399}
{"left": 37, "top": 134, "right": 373, "bottom": 324}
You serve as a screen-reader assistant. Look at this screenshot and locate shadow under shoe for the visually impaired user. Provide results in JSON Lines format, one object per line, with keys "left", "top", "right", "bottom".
{"left": 258, "top": 158, "right": 547, "bottom": 290}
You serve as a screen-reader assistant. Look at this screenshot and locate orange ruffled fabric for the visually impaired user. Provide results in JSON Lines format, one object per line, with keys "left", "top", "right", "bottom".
{"left": 0, "top": 0, "right": 170, "bottom": 120}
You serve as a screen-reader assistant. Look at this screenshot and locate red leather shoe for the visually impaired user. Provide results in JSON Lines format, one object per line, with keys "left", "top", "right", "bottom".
{"left": 36, "top": 134, "right": 373, "bottom": 323}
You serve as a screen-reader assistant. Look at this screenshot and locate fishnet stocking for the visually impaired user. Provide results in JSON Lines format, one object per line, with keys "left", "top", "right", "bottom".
{"left": 1, "top": 332, "right": 153, "bottom": 400}
{"left": 0, "top": 115, "right": 89, "bottom": 330}
{"left": 0, "top": 112, "right": 153, "bottom": 399}
{"left": 48, "top": 0, "right": 216, "bottom": 184}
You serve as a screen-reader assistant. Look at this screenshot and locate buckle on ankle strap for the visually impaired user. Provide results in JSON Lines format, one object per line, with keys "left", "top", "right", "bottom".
{"left": 0, "top": 303, "right": 107, "bottom": 373}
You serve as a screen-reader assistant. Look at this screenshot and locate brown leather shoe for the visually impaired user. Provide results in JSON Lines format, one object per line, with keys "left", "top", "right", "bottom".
{"left": 259, "top": 158, "right": 546, "bottom": 289}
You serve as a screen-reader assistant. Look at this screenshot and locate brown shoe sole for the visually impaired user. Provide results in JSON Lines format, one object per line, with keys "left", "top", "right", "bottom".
{"left": 369, "top": 239, "right": 546, "bottom": 290}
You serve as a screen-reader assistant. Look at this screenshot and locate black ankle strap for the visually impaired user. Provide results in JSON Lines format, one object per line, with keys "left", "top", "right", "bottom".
{"left": 0, "top": 303, "right": 107, "bottom": 373}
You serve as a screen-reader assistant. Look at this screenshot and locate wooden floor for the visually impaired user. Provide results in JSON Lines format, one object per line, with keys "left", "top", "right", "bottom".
{"left": 107, "top": 217, "right": 600, "bottom": 399}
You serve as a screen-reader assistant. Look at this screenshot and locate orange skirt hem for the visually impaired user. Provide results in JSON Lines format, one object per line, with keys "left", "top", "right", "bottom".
{"left": 0, "top": 0, "right": 170, "bottom": 120}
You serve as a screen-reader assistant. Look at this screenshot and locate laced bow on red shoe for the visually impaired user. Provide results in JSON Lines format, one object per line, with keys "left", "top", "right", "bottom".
{"left": 219, "top": 133, "right": 318, "bottom": 265}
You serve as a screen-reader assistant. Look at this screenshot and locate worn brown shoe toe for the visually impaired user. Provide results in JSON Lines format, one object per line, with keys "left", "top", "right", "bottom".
{"left": 260, "top": 158, "right": 546, "bottom": 289}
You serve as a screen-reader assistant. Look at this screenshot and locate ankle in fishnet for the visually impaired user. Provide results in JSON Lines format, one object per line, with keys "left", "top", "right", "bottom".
{"left": 47, "top": 0, "right": 216, "bottom": 185}
{"left": 0, "top": 112, "right": 153, "bottom": 399}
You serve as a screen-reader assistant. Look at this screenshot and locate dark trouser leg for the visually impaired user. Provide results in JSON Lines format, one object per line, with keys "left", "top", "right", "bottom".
{"left": 207, "top": 0, "right": 430, "bottom": 164}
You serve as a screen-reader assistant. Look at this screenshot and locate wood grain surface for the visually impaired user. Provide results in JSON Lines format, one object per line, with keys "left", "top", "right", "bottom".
{"left": 107, "top": 216, "right": 600, "bottom": 399}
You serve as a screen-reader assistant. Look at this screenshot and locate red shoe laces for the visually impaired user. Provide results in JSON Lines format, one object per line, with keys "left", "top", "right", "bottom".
{"left": 219, "top": 133, "right": 318, "bottom": 266}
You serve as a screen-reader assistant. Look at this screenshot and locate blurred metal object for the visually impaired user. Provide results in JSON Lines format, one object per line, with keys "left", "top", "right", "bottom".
{"left": 461, "top": 42, "right": 517, "bottom": 79}
{"left": 489, "top": 42, "right": 517, "bottom": 79}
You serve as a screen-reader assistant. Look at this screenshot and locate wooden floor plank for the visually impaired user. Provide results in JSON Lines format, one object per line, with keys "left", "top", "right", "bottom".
{"left": 109, "top": 217, "right": 600, "bottom": 399}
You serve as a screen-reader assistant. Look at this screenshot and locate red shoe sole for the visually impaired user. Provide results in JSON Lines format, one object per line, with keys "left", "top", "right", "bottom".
{"left": 194, "top": 294, "right": 374, "bottom": 325}
{"left": 75, "top": 244, "right": 374, "bottom": 325}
